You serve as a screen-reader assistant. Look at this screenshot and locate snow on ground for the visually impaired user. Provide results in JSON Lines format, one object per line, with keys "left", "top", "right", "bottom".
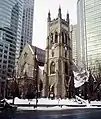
{"left": 91, "top": 101, "right": 101, "bottom": 105}
{"left": 5, "top": 97, "right": 101, "bottom": 107}
{"left": 3, "top": 99, "right": 12, "bottom": 104}
{"left": 35, "top": 106, "right": 101, "bottom": 110}
{"left": 17, "top": 106, "right": 34, "bottom": 111}
{"left": 6, "top": 97, "right": 85, "bottom": 105}
{"left": 17, "top": 106, "right": 68, "bottom": 111}
{"left": 17, "top": 106, "right": 101, "bottom": 111}
{"left": 58, "top": 98, "right": 83, "bottom": 105}
{"left": 4, "top": 97, "right": 101, "bottom": 111}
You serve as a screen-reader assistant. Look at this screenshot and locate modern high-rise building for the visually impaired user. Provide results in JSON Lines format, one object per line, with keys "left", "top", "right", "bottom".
{"left": 71, "top": 25, "right": 78, "bottom": 64}
{"left": 0, "top": 0, "right": 23, "bottom": 80}
{"left": 20, "top": 0, "right": 34, "bottom": 54}
{"left": 77, "top": 0, "right": 101, "bottom": 72}
{"left": 77, "top": 0, "right": 86, "bottom": 68}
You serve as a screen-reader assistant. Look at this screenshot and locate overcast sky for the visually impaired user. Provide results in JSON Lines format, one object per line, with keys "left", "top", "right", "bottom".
{"left": 32, "top": 0, "right": 77, "bottom": 49}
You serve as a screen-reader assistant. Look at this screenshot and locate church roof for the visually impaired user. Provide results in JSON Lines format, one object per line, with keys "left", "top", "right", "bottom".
{"left": 30, "top": 45, "right": 45, "bottom": 66}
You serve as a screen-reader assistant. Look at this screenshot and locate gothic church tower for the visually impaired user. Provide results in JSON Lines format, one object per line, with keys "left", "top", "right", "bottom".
{"left": 43, "top": 7, "right": 72, "bottom": 98}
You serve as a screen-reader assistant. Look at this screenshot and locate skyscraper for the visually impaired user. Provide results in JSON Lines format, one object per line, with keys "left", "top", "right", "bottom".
{"left": 77, "top": 0, "right": 86, "bottom": 68}
{"left": 0, "top": 0, "right": 23, "bottom": 80}
{"left": 20, "top": 0, "right": 34, "bottom": 54}
{"left": 71, "top": 25, "right": 77, "bottom": 64}
{"left": 77, "top": 0, "right": 101, "bottom": 72}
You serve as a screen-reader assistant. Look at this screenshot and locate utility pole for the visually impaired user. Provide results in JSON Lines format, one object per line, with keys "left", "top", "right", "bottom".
{"left": 3, "top": 80, "right": 6, "bottom": 99}
{"left": 0, "top": 77, "right": 1, "bottom": 99}
{"left": 12, "top": 68, "right": 16, "bottom": 104}
{"left": 34, "top": 47, "right": 38, "bottom": 108}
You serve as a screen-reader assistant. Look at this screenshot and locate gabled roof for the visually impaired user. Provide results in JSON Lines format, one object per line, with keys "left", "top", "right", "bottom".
{"left": 30, "top": 45, "right": 45, "bottom": 66}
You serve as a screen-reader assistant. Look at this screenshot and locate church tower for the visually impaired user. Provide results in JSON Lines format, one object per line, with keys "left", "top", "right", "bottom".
{"left": 43, "top": 7, "right": 72, "bottom": 98}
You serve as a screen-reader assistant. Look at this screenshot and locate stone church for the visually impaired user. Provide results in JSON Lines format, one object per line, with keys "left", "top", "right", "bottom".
{"left": 13, "top": 44, "right": 45, "bottom": 98}
{"left": 43, "top": 7, "right": 72, "bottom": 98}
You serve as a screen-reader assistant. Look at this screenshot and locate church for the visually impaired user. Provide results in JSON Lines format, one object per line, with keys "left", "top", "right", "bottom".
{"left": 43, "top": 7, "right": 73, "bottom": 98}
{"left": 7, "top": 7, "right": 73, "bottom": 99}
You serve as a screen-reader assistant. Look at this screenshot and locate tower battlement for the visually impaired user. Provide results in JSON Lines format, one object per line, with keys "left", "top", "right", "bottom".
{"left": 47, "top": 6, "right": 69, "bottom": 26}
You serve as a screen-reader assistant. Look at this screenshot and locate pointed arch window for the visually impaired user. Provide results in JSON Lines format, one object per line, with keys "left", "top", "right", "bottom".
{"left": 51, "top": 33, "right": 53, "bottom": 43}
{"left": 65, "top": 33, "right": 67, "bottom": 44}
{"left": 55, "top": 32, "right": 58, "bottom": 43}
{"left": 50, "top": 61, "right": 55, "bottom": 74}
{"left": 52, "top": 51, "right": 54, "bottom": 57}
{"left": 65, "top": 62, "right": 68, "bottom": 75}
{"left": 65, "top": 51, "right": 67, "bottom": 57}
{"left": 68, "top": 35, "right": 70, "bottom": 46}
{"left": 62, "top": 32, "right": 64, "bottom": 44}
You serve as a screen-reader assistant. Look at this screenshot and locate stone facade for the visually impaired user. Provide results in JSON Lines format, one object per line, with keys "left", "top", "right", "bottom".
{"left": 16, "top": 44, "right": 45, "bottom": 98}
{"left": 17, "top": 44, "right": 45, "bottom": 77}
{"left": 43, "top": 7, "right": 72, "bottom": 98}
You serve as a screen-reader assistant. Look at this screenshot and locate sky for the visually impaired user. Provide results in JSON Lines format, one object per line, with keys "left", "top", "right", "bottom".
{"left": 33, "top": 0, "right": 77, "bottom": 49}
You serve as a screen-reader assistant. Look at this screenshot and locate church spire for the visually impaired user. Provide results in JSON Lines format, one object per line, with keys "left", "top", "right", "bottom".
{"left": 48, "top": 10, "right": 51, "bottom": 22}
{"left": 58, "top": 5, "right": 62, "bottom": 19}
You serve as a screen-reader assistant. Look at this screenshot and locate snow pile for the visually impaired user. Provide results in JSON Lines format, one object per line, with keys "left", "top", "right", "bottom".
{"left": 14, "top": 97, "right": 32, "bottom": 104}
{"left": 59, "top": 98, "right": 84, "bottom": 105}
{"left": 6, "top": 97, "right": 101, "bottom": 106}
{"left": 73, "top": 70, "right": 89, "bottom": 88}
{"left": 91, "top": 101, "right": 101, "bottom": 105}
{"left": 5, "top": 98, "right": 35, "bottom": 105}
{"left": 6, "top": 98, "right": 61, "bottom": 105}
{"left": 5, "top": 99, "right": 13, "bottom": 104}
{"left": 75, "top": 95, "right": 86, "bottom": 104}
{"left": 5, "top": 97, "right": 101, "bottom": 111}
{"left": 6, "top": 97, "right": 85, "bottom": 105}
{"left": 37, "top": 98, "right": 58, "bottom": 105}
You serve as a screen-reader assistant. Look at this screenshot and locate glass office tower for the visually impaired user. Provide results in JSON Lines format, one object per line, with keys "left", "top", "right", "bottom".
{"left": 77, "top": 0, "right": 101, "bottom": 73}
{"left": 72, "top": 25, "right": 78, "bottom": 64}
{"left": 0, "top": 0, "right": 23, "bottom": 79}
{"left": 20, "top": 0, "right": 34, "bottom": 54}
